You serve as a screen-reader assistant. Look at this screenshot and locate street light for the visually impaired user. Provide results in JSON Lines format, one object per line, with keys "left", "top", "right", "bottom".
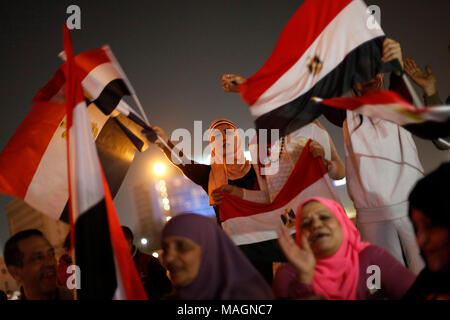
{"left": 153, "top": 162, "right": 166, "bottom": 177}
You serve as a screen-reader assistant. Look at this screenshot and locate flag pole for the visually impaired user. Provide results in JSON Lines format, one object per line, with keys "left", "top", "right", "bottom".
{"left": 401, "top": 73, "right": 450, "bottom": 148}
{"left": 102, "top": 45, "right": 184, "bottom": 163}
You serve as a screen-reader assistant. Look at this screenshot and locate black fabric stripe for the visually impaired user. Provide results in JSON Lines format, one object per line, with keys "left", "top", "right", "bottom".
{"left": 75, "top": 199, "right": 117, "bottom": 299}
{"left": 404, "top": 120, "right": 450, "bottom": 140}
{"left": 112, "top": 117, "right": 145, "bottom": 151}
{"left": 60, "top": 117, "right": 139, "bottom": 223}
{"left": 255, "top": 36, "right": 399, "bottom": 138}
{"left": 92, "top": 79, "right": 131, "bottom": 115}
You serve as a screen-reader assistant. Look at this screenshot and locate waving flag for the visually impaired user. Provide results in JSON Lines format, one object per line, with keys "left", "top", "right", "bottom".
{"left": 240, "top": 0, "right": 398, "bottom": 137}
{"left": 318, "top": 90, "right": 450, "bottom": 139}
{"left": 63, "top": 25, "right": 147, "bottom": 300}
{"left": 0, "top": 49, "right": 148, "bottom": 220}
{"left": 219, "top": 141, "right": 340, "bottom": 246}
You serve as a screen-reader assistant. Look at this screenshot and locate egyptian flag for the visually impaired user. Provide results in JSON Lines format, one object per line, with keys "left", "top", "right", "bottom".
{"left": 219, "top": 140, "right": 339, "bottom": 246}
{"left": 63, "top": 25, "right": 147, "bottom": 300}
{"left": 240, "top": 0, "right": 399, "bottom": 137}
{"left": 317, "top": 90, "right": 450, "bottom": 140}
{"left": 0, "top": 56, "right": 147, "bottom": 221}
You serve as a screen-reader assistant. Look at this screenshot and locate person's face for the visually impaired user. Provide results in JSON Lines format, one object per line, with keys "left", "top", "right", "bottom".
{"left": 8, "top": 236, "right": 57, "bottom": 298}
{"left": 299, "top": 201, "right": 344, "bottom": 258}
{"left": 124, "top": 236, "right": 133, "bottom": 252}
{"left": 161, "top": 236, "right": 202, "bottom": 288}
{"left": 352, "top": 73, "right": 384, "bottom": 95}
{"left": 411, "top": 208, "right": 450, "bottom": 272}
{"left": 210, "top": 124, "right": 238, "bottom": 163}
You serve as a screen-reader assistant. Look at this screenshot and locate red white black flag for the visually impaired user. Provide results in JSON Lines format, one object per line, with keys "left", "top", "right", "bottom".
{"left": 63, "top": 25, "right": 147, "bottom": 300}
{"left": 239, "top": 0, "right": 399, "bottom": 136}
{"left": 219, "top": 141, "right": 340, "bottom": 246}
{"left": 317, "top": 90, "right": 450, "bottom": 140}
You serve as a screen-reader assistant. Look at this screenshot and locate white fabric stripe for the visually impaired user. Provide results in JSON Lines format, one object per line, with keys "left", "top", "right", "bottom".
{"left": 24, "top": 118, "right": 69, "bottom": 219}
{"left": 250, "top": 0, "right": 384, "bottom": 117}
{"left": 69, "top": 102, "right": 105, "bottom": 218}
{"left": 82, "top": 62, "right": 122, "bottom": 101}
{"left": 222, "top": 174, "right": 340, "bottom": 246}
{"left": 112, "top": 255, "right": 125, "bottom": 300}
{"left": 24, "top": 104, "right": 109, "bottom": 218}
{"left": 355, "top": 103, "right": 450, "bottom": 125}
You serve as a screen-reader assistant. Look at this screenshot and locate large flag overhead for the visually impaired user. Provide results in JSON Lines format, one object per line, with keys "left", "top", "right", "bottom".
{"left": 0, "top": 48, "right": 149, "bottom": 220}
{"left": 219, "top": 141, "right": 340, "bottom": 246}
{"left": 317, "top": 90, "right": 450, "bottom": 140}
{"left": 239, "top": 0, "right": 398, "bottom": 137}
{"left": 63, "top": 25, "right": 147, "bottom": 300}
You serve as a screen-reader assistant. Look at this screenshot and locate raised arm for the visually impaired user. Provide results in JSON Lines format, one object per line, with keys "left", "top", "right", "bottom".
{"left": 149, "top": 126, "right": 211, "bottom": 193}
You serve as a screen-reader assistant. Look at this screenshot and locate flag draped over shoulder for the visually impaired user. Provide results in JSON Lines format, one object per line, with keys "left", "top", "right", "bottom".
{"left": 0, "top": 46, "right": 146, "bottom": 220}
{"left": 240, "top": 0, "right": 398, "bottom": 137}
{"left": 219, "top": 141, "right": 340, "bottom": 246}
{"left": 63, "top": 25, "right": 147, "bottom": 300}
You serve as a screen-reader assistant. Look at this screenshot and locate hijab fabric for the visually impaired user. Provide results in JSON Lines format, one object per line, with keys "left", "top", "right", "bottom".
{"left": 162, "top": 213, "right": 273, "bottom": 300}
{"left": 296, "top": 197, "right": 370, "bottom": 300}
{"left": 207, "top": 119, "right": 251, "bottom": 205}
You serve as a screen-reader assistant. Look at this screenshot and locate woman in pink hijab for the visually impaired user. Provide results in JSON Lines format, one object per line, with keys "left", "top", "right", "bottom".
{"left": 273, "top": 197, "right": 416, "bottom": 300}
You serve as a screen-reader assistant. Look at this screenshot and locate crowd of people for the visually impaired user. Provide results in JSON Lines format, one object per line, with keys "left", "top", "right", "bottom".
{"left": 1, "top": 36, "right": 449, "bottom": 300}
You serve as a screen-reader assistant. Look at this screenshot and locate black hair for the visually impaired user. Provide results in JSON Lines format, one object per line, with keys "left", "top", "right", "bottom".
{"left": 121, "top": 226, "right": 134, "bottom": 241}
{"left": 408, "top": 162, "right": 450, "bottom": 228}
{"left": 3, "top": 229, "right": 45, "bottom": 268}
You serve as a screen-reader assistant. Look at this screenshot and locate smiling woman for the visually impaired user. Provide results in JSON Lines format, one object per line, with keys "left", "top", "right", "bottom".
{"left": 273, "top": 197, "right": 417, "bottom": 300}
{"left": 160, "top": 213, "right": 273, "bottom": 300}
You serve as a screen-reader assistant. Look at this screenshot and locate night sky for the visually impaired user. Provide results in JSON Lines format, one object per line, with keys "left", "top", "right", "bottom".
{"left": 1, "top": 0, "right": 449, "bottom": 251}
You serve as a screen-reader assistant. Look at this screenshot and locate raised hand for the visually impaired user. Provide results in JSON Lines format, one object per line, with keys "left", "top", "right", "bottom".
{"left": 212, "top": 184, "right": 244, "bottom": 205}
{"left": 404, "top": 58, "right": 437, "bottom": 96}
{"left": 221, "top": 74, "right": 247, "bottom": 92}
{"left": 309, "top": 140, "right": 330, "bottom": 170}
{"left": 382, "top": 38, "right": 403, "bottom": 69}
{"left": 151, "top": 126, "right": 168, "bottom": 148}
{"left": 277, "top": 224, "right": 316, "bottom": 284}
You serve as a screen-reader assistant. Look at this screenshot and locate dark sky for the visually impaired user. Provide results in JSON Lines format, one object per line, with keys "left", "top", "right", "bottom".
{"left": 1, "top": 0, "right": 449, "bottom": 251}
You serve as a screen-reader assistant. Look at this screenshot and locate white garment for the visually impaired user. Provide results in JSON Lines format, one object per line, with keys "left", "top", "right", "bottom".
{"left": 344, "top": 110, "right": 425, "bottom": 274}
{"left": 266, "top": 121, "right": 332, "bottom": 202}
{"left": 244, "top": 121, "right": 336, "bottom": 203}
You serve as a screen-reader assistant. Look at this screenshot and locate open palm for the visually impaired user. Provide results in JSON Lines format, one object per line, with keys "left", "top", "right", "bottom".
{"left": 277, "top": 224, "right": 316, "bottom": 284}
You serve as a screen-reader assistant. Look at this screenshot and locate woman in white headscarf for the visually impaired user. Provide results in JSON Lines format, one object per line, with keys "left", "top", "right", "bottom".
{"left": 152, "top": 119, "right": 278, "bottom": 284}
{"left": 152, "top": 118, "right": 266, "bottom": 222}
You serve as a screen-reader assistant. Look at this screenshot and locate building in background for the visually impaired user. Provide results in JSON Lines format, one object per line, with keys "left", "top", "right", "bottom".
{"left": 0, "top": 257, "right": 20, "bottom": 297}
{"left": 133, "top": 171, "right": 215, "bottom": 253}
{"left": 5, "top": 199, "right": 70, "bottom": 253}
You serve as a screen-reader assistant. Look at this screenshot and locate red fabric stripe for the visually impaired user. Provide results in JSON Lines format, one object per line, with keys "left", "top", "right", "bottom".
{"left": 32, "top": 68, "right": 66, "bottom": 102}
{"left": 320, "top": 90, "right": 414, "bottom": 111}
{"left": 219, "top": 140, "right": 327, "bottom": 221}
{"left": 74, "top": 48, "right": 111, "bottom": 80}
{"left": 240, "top": 0, "right": 352, "bottom": 106}
{"left": 101, "top": 166, "right": 148, "bottom": 300}
{"left": 0, "top": 101, "right": 65, "bottom": 198}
